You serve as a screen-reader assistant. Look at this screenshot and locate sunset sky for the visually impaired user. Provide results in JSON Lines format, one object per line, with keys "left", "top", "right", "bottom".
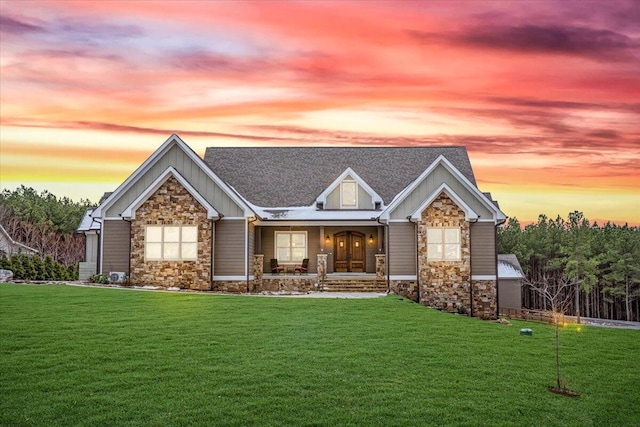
{"left": 1, "top": 0, "right": 639, "bottom": 225}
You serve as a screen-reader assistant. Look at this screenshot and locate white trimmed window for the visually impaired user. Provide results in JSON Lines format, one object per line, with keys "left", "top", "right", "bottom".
{"left": 275, "top": 231, "right": 307, "bottom": 262}
{"left": 427, "top": 227, "right": 461, "bottom": 261}
{"left": 341, "top": 181, "right": 357, "bottom": 208}
{"left": 145, "top": 225, "right": 198, "bottom": 261}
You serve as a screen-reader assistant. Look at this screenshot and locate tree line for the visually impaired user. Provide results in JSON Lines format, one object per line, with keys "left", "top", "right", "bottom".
{"left": 498, "top": 211, "right": 640, "bottom": 322}
{"left": 0, "top": 186, "right": 95, "bottom": 280}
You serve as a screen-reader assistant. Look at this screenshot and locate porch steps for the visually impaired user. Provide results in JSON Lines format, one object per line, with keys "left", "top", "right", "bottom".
{"left": 320, "top": 280, "right": 387, "bottom": 293}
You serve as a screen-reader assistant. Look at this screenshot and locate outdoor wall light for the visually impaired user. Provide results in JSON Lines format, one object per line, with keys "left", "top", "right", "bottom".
{"left": 368, "top": 234, "right": 374, "bottom": 244}
{"left": 325, "top": 234, "right": 330, "bottom": 242}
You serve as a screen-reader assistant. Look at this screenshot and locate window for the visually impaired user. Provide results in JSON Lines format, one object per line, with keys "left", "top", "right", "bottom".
{"left": 145, "top": 225, "right": 198, "bottom": 261}
{"left": 341, "top": 181, "right": 357, "bottom": 208}
{"left": 427, "top": 227, "right": 461, "bottom": 261}
{"left": 275, "top": 231, "right": 307, "bottom": 262}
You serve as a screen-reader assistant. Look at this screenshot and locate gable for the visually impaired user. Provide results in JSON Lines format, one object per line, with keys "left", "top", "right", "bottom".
{"left": 384, "top": 159, "right": 505, "bottom": 222}
{"left": 94, "top": 135, "right": 250, "bottom": 219}
{"left": 317, "top": 168, "right": 382, "bottom": 210}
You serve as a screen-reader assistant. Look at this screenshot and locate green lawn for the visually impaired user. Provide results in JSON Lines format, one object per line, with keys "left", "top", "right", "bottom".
{"left": 1, "top": 284, "right": 638, "bottom": 426}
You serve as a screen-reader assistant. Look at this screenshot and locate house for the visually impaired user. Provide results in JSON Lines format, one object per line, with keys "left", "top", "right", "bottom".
{"left": 78, "top": 134, "right": 506, "bottom": 318}
{"left": 0, "top": 224, "right": 38, "bottom": 257}
{"left": 497, "top": 254, "right": 525, "bottom": 315}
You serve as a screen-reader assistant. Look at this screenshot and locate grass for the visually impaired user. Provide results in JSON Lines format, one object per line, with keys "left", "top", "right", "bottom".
{"left": 1, "top": 284, "right": 638, "bottom": 426}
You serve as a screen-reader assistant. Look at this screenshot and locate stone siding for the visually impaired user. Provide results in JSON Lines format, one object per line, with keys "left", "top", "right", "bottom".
{"left": 389, "top": 280, "right": 418, "bottom": 301}
{"left": 375, "top": 254, "right": 386, "bottom": 280}
{"left": 472, "top": 279, "right": 497, "bottom": 319}
{"left": 417, "top": 193, "right": 473, "bottom": 314}
{"left": 212, "top": 280, "right": 247, "bottom": 293}
{"left": 130, "top": 176, "right": 212, "bottom": 290}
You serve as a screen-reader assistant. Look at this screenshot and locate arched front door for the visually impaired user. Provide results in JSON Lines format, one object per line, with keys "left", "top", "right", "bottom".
{"left": 334, "top": 231, "right": 365, "bottom": 272}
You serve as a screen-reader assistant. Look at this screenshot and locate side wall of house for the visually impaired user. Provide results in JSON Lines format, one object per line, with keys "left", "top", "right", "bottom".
{"left": 387, "top": 222, "right": 416, "bottom": 276}
{"left": 470, "top": 222, "right": 496, "bottom": 276}
{"left": 213, "top": 219, "right": 246, "bottom": 276}
{"left": 102, "top": 220, "right": 130, "bottom": 274}
{"left": 129, "top": 176, "right": 212, "bottom": 290}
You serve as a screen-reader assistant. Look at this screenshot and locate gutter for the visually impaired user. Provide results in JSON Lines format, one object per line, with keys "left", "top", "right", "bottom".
{"left": 211, "top": 214, "right": 223, "bottom": 291}
{"left": 495, "top": 218, "right": 507, "bottom": 318}
{"left": 246, "top": 216, "right": 258, "bottom": 293}
{"left": 468, "top": 217, "right": 479, "bottom": 317}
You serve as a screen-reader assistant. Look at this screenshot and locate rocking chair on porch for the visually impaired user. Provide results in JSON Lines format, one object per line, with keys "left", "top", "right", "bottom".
{"left": 294, "top": 258, "right": 309, "bottom": 275}
{"left": 270, "top": 259, "right": 284, "bottom": 275}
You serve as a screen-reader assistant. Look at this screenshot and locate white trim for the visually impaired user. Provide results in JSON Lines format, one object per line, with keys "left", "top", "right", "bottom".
{"left": 380, "top": 155, "right": 505, "bottom": 221}
{"left": 389, "top": 275, "right": 417, "bottom": 281}
{"left": 274, "top": 230, "right": 308, "bottom": 263}
{"left": 410, "top": 183, "right": 478, "bottom": 221}
{"left": 340, "top": 180, "right": 358, "bottom": 209}
{"left": 92, "top": 134, "right": 254, "bottom": 219}
{"left": 472, "top": 275, "right": 497, "bottom": 281}
{"left": 212, "top": 276, "right": 251, "bottom": 281}
{"left": 315, "top": 167, "right": 383, "bottom": 209}
{"left": 121, "top": 167, "right": 219, "bottom": 220}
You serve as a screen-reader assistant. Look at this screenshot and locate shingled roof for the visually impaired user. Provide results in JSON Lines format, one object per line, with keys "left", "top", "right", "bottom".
{"left": 203, "top": 146, "right": 475, "bottom": 208}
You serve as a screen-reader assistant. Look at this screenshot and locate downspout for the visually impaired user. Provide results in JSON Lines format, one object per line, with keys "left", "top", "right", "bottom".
{"left": 121, "top": 216, "right": 132, "bottom": 282}
{"left": 246, "top": 216, "right": 258, "bottom": 293}
{"left": 211, "top": 214, "right": 223, "bottom": 291}
{"left": 407, "top": 216, "right": 420, "bottom": 304}
{"left": 495, "top": 218, "right": 507, "bottom": 318}
{"left": 468, "top": 217, "right": 479, "bottom": 317}
{"left": 376, "top": 217, "right": 390, "bottom": 293}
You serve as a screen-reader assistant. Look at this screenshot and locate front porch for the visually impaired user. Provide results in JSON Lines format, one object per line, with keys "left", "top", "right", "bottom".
{"left": 253, "top": 254, "right": 387, "bottom": 293}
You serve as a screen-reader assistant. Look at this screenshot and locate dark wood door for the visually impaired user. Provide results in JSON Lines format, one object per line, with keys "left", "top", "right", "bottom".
{"left": 334, "top": 231, "right": 365, "bottom": 272}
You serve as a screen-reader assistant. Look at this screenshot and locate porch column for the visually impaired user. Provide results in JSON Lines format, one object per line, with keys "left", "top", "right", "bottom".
{"left": 375, "top": 254, "right": 386, "bottom": 280}
{"left": 317, "top": 253, "right": 328, "bottom": 282}
{"left": 253, "top": 254, "right": 264, "bottom": 292}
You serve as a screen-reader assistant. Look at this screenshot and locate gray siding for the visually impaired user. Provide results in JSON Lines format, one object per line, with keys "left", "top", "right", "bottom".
{"left": 358, "top": 185, "right": 373, "bottom": 209}
{"left": 470, "top": 222, "right": 496, "bottom": 275}
{"left": 388, "top": 222, "right": 416, "bottom": 276}
{"left": 85, "top": 233, "right": 99, "bottom": 263}
{"left": 499, "top": 278, "right": 522, "bottom": 309}
{"left": 214, "top": 219, "right": 246, "bottom": 276}
{"left": 390, "top": 164, "right": 493, "bottom": 220}
{"left": 102, "top": 220, "right": 130, "bottom": 274}
{"left": 106, "top": 144, "right": 244, "bottom": 218}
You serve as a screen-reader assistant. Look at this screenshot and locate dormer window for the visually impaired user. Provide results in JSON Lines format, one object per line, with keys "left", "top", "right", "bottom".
{"left": 341, "top": 181, "right": 357, "bottom": 208}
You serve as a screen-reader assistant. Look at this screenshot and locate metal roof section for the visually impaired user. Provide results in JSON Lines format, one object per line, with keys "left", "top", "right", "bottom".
{"left": 203, "top": 146, "right": 475, "bottom": 208}
{"left": 498, "top": 254, "right": 525, "bottom": 279}
{"left": 77, "top": 208, "right": 101, "bottom": 232}
{"left": 120, "top": 167, "right": 219, "bottom": 220}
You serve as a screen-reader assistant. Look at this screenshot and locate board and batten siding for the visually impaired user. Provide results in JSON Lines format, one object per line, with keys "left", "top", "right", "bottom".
{"left": 325, "top": 176, "right": 373, "bottom": 209}
{"left": 102, "top": 220, "right": 130, "bottom": 274}
{"left": 470, "top": 222, "right": 496, "bottom": 275}
{"left": 388, "top": 222, "right": 416, "bottom": 276}
{"left": 214, "top": 219, "right": 246, "bottom": 276}
{"left": 85, "top": 233, "right": 99, "bottom": 263}
{"left": 390, "top": 164, "right": 493, "bottom": 220}
{"left": 106, "top": 144, "right": 244, "bottom": 218}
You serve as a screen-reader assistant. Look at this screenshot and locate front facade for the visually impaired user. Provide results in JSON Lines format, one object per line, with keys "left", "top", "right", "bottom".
{"left": 78, "top": 135, "right": 506, "bottom": 318}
